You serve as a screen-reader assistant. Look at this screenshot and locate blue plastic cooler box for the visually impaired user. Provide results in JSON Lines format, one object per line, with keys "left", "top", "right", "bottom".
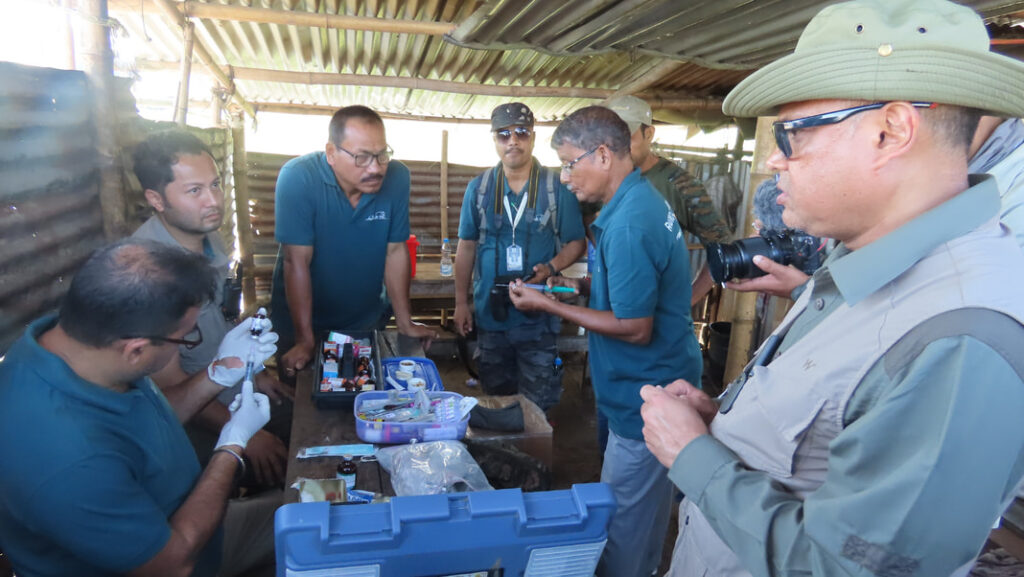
{"left": 275, "top": 483, "right": 616, "bottom": 577}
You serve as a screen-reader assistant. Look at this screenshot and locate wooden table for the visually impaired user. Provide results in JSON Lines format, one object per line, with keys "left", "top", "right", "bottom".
{"left": 283, "top": 331, "right": 424, "bottom": 503}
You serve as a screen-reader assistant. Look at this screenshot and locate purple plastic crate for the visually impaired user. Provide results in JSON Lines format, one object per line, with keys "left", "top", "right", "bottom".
{"left": 354, "top": 390, "right": 468, "bottom": 444}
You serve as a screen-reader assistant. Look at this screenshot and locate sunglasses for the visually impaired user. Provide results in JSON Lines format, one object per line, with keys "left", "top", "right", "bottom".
{"left": 124, "top": 326, "right": 204, "bottom": 350}
{"left": 495, "top": 127, "right": 532, "bottom": 142}
{"left": 772, "top": 101, "right": 935, "bottom": 158}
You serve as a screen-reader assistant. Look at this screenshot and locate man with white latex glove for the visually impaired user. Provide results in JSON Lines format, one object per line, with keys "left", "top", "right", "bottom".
{"left": 215, "top": 381, "right": 271, "bottom": 459}
{"left": 0, "top": 240, "right": 278, "bottom": 577}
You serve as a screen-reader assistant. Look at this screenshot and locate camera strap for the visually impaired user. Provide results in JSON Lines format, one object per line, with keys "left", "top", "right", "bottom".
{"left": 717, "top": 306, "right": 806, "bottom": 414}
{"left": 492, "top": 160, "right": 540, "bottom": 276}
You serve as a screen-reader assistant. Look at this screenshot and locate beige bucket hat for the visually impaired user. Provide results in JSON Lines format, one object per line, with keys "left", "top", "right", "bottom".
{"left": 723, "top": 0, "right": 1024, "bottom": 118}
{"left": 601, "top": 95, "right": 653, "bottom": 133}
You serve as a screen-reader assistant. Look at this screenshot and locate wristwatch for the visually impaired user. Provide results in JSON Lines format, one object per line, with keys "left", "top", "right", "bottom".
{"left": 545, "top": 261, "right": 559, "bottom": 276}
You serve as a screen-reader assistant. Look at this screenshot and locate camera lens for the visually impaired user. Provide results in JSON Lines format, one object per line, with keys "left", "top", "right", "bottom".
{"left": 707, "top": 236, "right": 789, "bottom": 283}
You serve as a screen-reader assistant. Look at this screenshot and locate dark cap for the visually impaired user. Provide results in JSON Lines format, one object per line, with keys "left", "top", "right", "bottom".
{"left": 490, "top": 103, "right": 535, "bottom": 131}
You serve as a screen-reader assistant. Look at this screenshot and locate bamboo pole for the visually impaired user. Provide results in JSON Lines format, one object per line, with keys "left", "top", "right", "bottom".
{"left": 721, "top": 116, "right": 777, "bottom": 385}
{"left": 108, "top": 0, "right": 456, "bottom": 36}
{"left": 229, "top": 111, "right": 257, "bottom": 312}
{"left": 151, "top": 0, "right": 256, "bottom": 119}
{"left": 440, "top": 130, "right": 449, "bottom": 240}
{"left": 231, "top": 66, "right": 614, "bottom": 99}
{"left": 173, "top": 20, "right": 195, "bottom": 126}
{"left": 80, "top": 0, "right": 126, "bottom": 240}
{"left": 61, "top": 0, "right": 75, "bottom": 69}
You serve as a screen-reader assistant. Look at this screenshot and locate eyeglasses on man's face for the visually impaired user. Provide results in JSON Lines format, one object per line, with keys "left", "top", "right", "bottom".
{"left": 772, "top": 101, "right": 935, "bottom": 158}
{"left": 335, "top": 144, "right": 393, "bottom": 168}
{"left": 560, "top": 147, "right": 599, "bottom": 176}
{"left": 124, "top": 326, "right": 204, "bottom": 350}
{"left": 495, "top": 127, "right": 532, "bottom": 143}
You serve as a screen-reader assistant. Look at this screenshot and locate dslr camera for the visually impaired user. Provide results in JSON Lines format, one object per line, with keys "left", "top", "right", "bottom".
{"left": 489, "top": 275, "right": 516, "bottom": 322}
{"left": 706, "top": 230, "right": 822, "bottom": 284}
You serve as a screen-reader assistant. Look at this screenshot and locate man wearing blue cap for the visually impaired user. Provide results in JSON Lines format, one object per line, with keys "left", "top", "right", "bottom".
{"left": 640, "top": 1, "right": 1024, "bottom": 576}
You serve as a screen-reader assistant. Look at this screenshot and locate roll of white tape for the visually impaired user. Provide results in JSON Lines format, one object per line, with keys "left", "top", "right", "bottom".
{"left": 407, "top": 377, "right": 427, "bottom": 392}
{"left": 398, "top": 359, "right": 417, "bottom": 372}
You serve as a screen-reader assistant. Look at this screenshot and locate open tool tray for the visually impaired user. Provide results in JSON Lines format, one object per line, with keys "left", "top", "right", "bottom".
{"left": 311, "top": 330, "right": 383, "bottom": 408}
{"left": 380, "top": 357, "right": 444, "bottom": 391}
{"left": 354, "top": 390, "right": 469, "bottom": 444}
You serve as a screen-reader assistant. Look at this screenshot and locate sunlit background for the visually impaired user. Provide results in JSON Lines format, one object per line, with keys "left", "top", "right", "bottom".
{"left": 2, "top": 0, "right": 745, "bottom": 166}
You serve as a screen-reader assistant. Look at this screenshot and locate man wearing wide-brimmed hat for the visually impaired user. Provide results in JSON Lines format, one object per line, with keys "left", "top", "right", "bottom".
{"left": 639, "top": 1, "right": 1024, "bottom": 576}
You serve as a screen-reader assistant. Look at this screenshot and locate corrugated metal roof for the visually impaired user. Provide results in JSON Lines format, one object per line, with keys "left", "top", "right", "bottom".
{"left": 105, "top": 0, "right": 1024, "bottom": 124}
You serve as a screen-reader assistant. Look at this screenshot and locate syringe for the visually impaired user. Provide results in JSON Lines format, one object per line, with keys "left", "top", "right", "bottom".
{"left": 242, "top": 307, "right": 268, "bottom": 385}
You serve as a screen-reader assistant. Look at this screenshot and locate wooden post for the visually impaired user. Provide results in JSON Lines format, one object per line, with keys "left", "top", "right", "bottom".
{"left": 173, "top": 20, "right": 195, "bottom": 126}
{"left": 722, "top": 116, "right": 777, "bottom": 385}
{"left": 439, "top": 130, "right": 450, "bottom": 326}
{"left": 211, "top": 87, "right": 224, "bottom": 126}
{"left": 230, "top": 111, "right": 257, "bottom": 312}
{"left": 440, "top": 130, "right": 449, "bottom": 241}
{"left": 80, "top": 0, "right": 126, "bottom": 239}
{"left": 62, "top": 0, "right": 75, "bottom": 69}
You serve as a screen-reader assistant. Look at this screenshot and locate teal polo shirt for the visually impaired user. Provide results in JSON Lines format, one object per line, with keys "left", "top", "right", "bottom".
{"left": 458, "top": 164, "right": 585, "bottom": 332}
{"left": 271, "top": 152, "right": 411, "bottom": 335}
{"left": 0, "top": 316, "right": 219, "bottom": 576}
{"left": 588, "top": 169, "right": 703, "bottom": 440}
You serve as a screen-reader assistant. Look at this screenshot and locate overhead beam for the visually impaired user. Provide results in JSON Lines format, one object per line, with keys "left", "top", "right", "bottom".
{"left": 253, "top": 102, "right": 561, "bottom": 125}
{"left": 606, "top": 59, "right": 684, "bottom": 100}
{"left": 231, "top": 66, "right": 614, "bottom": 99}
{"left": 137, "top": 61, "right": 725, "bottom": 115}
{"left": 150, "top": 0, "right": 257, "bottom": 119}
{"left": 110, "top": 0, "right": 456, "bottom": 36}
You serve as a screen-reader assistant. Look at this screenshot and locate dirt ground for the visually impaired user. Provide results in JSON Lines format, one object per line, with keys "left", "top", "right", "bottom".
{"left": 428, "top": 346, "right": 1024, "bottom": 577}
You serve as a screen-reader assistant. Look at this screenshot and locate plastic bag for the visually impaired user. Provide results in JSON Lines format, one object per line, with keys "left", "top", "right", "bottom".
{"left": 376, "top": 440, "right": 493, "bottom": 496}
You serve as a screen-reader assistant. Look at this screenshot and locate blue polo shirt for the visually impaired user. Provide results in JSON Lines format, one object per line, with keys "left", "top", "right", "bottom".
{"left": 588, "top": 169, "right": 703, "bottom": 440}
{"left": 0, "top": 316, "right": 220, "bottom": 577}
{"left": 271, "top": 151, "right": 411, "bottom": 335}
{"left": 458, "top": 165, "right": 585, "bottom": 332}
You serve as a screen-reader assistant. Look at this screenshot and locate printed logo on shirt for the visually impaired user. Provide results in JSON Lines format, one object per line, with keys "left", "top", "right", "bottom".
{"left": 664, "top": 209, "right": 678, "bottom": 232}
{"left": 366, "top": 211, "right": 389, "bottom": 222}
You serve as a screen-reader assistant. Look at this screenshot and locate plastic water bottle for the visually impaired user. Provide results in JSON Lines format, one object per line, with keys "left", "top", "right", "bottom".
{"left": 440, "top": 238, "right": 453, "bottom": 277}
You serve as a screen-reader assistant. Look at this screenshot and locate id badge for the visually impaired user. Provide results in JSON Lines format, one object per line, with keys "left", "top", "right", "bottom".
{"left": 506, "top": 244, "right": 524, "bottom": 271}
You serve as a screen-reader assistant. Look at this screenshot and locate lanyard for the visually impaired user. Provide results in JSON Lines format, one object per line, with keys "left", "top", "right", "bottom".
{"left": 491, "top": 160, "right": 541, "bottom": 275}
{"left": 503, "top": 193, "right": 528, "bottom": 246}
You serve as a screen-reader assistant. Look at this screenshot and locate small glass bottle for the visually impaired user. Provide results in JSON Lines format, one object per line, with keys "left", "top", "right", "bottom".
{"left": 336, "top": 454, "right": 357, "bottom": 490}
{"left": 440, "top": 238, "right": 454, "bottom": 277}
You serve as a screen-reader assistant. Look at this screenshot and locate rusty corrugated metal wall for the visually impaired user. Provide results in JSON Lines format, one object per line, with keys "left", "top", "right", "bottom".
{"left": 0, "top": 64, "right": 234, "bottom": 354}
{"left": 0, "top": 62, "right": 104, "bottom": 353}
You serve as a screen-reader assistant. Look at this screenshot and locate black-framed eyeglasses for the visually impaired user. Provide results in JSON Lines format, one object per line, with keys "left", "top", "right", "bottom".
{"left": 335, "top": 144, "right": 393, "bottom": 168}
{"left": 772, "top": 101, "right": 935, "bottom": 158}
{"left": 560, "top": 147, "right": 599, "bottom": 175}
{"left": 495, "top": 127, "right": 532, "bottom": 143}
{"left": 124, "top": 326, "right": 204, "bottom": 350}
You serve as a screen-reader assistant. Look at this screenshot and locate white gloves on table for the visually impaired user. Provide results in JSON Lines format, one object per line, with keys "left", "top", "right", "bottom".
{"left": 208, "top": 309, "right": 279, "bottom": 387}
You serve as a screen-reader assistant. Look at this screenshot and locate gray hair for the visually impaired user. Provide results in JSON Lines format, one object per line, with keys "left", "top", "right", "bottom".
{"left": 551, "top": 106, "right": 631, "bottom": 158}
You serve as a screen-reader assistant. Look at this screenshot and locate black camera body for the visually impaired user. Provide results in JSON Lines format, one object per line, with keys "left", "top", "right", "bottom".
{"left": 706, "top": 230, "right": 822, "bottom": 284}
{"left": 489, "top": 275, "right": 517, "bottom": 322}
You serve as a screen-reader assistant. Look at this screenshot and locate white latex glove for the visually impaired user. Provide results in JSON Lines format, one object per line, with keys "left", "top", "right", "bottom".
{"left": 208, "top": 309, "right": 279, "bottom": 387}
{"left": 215, "top": 379, "right": 271, "bottom": 450}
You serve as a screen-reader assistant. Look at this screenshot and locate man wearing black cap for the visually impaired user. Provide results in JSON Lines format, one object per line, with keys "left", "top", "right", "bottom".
{"left": 453, "top": 103, "right": 586, "bottom": 413}
{"left": 639, "top": 0, "right": 1024, "bottom": 576}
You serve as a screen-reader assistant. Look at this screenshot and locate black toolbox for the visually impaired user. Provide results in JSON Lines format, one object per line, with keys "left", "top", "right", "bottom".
{"left": 311, "top": 330, "right": 384, "bottom": 408}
